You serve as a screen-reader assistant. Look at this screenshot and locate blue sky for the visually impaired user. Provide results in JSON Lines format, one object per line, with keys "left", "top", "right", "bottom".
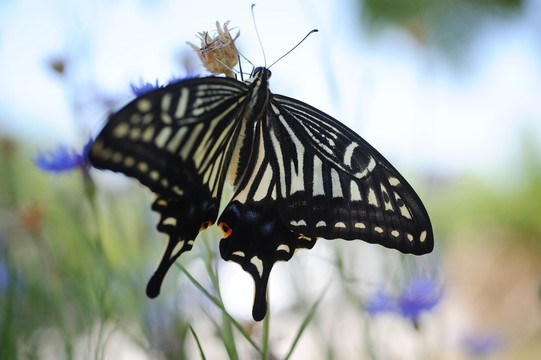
{"left": 1, "top": 0, "right": 540, "bottom": 180}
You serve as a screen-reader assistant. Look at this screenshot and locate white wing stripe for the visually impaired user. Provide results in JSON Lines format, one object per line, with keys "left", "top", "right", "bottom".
{"left": 312, "top": 156, "right": 325, "bottom": 196}
{"left": 344, "top": 142, "right": 359, "bottom": 167}
{"left": 331, "top": 168, "right": 343, "bottom": 198}
{"left": 269, "top": 129, "right": 287, "bottom": 198}
{"left": 175, "top": 88, "right": 189, "bottom": 118}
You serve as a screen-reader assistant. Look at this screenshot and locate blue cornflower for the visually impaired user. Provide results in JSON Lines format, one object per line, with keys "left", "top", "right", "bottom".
{"left": 0, "top": 235, "right": 9, "bottom": 294}
{"left": 397, "top": 277, "right": 443, "bottom": 322}
{"left": 0, "top": 260, "right": 7, "bottom": 294}
{"left": 34, "top": 138, "right": 93, "bottom": 173}
{"left": 365, "top": 289, "right": 397, "bottom": 315}
{"left": 130, "top": 79, "right": 162, "bottom": 96}
{"left": 167, "top": 70, "right": 199, "bottom": 85}
{"left": 365, "top": 276, "right": 443, "bottom": 326}
{"left": 130, "top": 71, "right": 198, "bottom": 96}
{"left": 462, "top": 332, "right": 503, "bottom": 357}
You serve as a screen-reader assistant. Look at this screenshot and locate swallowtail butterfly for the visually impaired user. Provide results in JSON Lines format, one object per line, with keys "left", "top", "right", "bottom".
{"left": 89, "top": 65, "right": 433, "bottom": 322}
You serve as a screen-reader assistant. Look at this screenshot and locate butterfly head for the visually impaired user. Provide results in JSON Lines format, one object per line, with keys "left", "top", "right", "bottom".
{"left": 253, "top": 66, "right": 272, "bottom": 79}
{"left": 247, "top": 67, "right": 272, "bottom": 88}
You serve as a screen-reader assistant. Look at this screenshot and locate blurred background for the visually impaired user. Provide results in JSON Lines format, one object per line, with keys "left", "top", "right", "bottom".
{"left": 1, "top": 0, "right": 540, "bottom": 359}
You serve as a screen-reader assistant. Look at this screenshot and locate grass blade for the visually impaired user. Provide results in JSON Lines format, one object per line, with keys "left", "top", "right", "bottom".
{"left": 175, "top": 262, "right": 262, "bottom": 356}
{"left": 284, "top": 290, "right": 326, "bottom": 360}
{"left": 188, "top": 325, "right": 206, "bottom": 360}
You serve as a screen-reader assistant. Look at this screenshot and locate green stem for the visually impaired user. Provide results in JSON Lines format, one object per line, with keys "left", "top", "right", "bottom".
{"left": 176, "top": 262, "right": 262, "bottom": 355}
{"left": 284, "top": 288, "right": 326, "bottom": 360}
{"left": 262, "top": 297, "right": 270, "bottom": 360}
{"left": 202, "top": 238, "right": 239, "bottom": 360}
{"left": 189, "top": 325, "right": 207, "bottom": 360}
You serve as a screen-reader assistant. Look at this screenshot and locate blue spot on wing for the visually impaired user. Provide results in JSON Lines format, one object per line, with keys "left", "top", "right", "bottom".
{"left": 228, "top": 202, "right": 241, "bottom": 218}
{"left": 245, "top": 210, "right": 259, "bottom": 222}
{"left": 261, "top": 220, "right": 275, "bottom": 235}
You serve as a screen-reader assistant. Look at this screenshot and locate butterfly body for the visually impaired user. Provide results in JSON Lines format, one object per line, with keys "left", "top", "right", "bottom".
{"left": 89, "top": 67, "right": 433, "bottom": 321}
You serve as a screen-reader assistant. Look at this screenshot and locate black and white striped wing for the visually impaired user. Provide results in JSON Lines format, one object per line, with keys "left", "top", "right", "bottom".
{"left": 271, "top": 94, "right": 433, "bottom": 253}
{"left": 89, "top": 77, "right": 252, "bottom": 297}
{"left": 217, "top": 93, "right": 433, "bottom": 321}
{"left": 89, "top": 66, "right": 433, "bottom": 322}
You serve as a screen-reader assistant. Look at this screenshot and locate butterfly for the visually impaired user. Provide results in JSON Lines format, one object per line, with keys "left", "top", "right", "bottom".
{"left": 89, "top": 66, "right": 433, "bottom": 321}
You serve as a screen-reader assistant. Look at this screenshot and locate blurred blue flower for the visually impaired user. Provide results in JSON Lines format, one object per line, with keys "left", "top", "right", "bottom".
{"left": 462, "top": 332, "right": 504, "bottom": 357}
{"left": 0, "top": 236, "right": 7, "bottom": 293}
{"left": 365, "top": 276, "right": 443, "bottom": 325}
{"left": 365, "top": 289, "right": 397, "bottom": 315}
{"left": 0, "top": 261, "right": 7, "bottom": 293}
{"left": 130, "top": 79, "right": 161, "bottom": 96}
{"left": 131, "top": 71, "right": 199, "bottom": 96}
{"left": 34, "top": 138, "right": 93, "bottom": 173}
{"left": 398, "top": 277, "right": 443, "bottom": 322}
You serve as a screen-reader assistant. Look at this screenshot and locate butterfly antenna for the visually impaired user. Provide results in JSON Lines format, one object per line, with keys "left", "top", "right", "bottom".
{"left": 238, "top": 52, "right": 256, "bottom": 80}
{"left": 268, "top": 29, "right": 318, "bottom": 69}
{"left": 251, "top": 3, "right": 267, "bottom": 67}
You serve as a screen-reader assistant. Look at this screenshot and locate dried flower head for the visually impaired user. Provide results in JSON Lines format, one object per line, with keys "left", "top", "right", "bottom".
{"left": 187, "top": 21, "right": 239, "bottom": 77}
{"left": 50, "top": 59, "right": 66, "bottom": 75}
{"left": 0, "top": 137, "right": 16, "bottom": 159}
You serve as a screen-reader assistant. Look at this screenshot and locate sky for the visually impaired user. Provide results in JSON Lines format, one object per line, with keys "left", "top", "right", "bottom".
{"left": 0, "top": 0, "right": 540, "bottom": 179}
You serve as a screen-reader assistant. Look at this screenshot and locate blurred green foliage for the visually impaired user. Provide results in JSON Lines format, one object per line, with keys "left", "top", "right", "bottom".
{"left": 2, "top": 126, "right": 540, "bottom": 358}
{"left": 0, "top": 138, "right": 193, "bottom": 359}
{"left": 1, "top": 1, "right": 539, "bottom": 357}
{"left": 360, "top": 0, "right": 523, "bottom": 58}
{"left": 431, "top": 131, "right": 541, "bottom": 246}
{"left": 0, "top": 138, "right": 324, "bottom": 359}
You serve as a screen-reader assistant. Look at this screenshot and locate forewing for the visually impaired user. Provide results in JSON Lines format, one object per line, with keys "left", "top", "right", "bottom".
{"left": 268, "top": 94, "right": 433, "bottom": 255}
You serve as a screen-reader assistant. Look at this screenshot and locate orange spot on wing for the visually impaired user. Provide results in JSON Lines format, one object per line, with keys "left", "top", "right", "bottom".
{"left": 218, "top": 222, "right": 232, "bottom": 238}
{"left": 199, "top": 220, "right": 213, "bottom": 232}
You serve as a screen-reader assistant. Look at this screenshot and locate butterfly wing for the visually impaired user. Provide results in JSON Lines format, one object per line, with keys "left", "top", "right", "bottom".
{"left": 89, "top": 76, "right": 253, "bottom": 297}
{"left": 270, "top": 94, "right": 433, "bottom": 254}
{"left": 217, "top": 92, "right": 433, "bottom": 320}
{"left": 89, "top": 66, "right": 433, "bottom": 322}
